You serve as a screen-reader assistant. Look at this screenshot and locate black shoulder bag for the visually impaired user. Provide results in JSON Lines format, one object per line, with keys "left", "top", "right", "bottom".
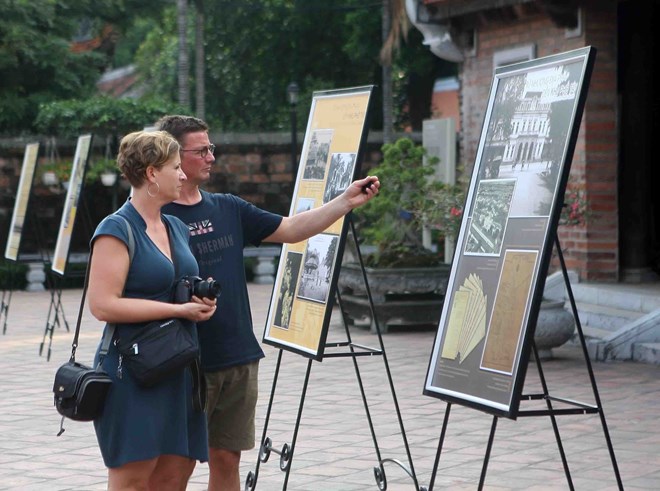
{"left": 52, "top": 248, "right": 112, "bottom": 435}
{"left": 112, "top": 218, "right": 203, "bottom": 407}
{"left": 53, "top": 214, "right": 136, "bottom": 435}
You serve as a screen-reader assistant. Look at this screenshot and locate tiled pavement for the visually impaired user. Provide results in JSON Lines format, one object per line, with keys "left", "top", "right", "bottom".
{"left": 0, "top": 284, "right": 658, "bottom": 490}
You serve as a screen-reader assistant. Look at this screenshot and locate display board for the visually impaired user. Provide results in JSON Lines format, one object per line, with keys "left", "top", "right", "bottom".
{"left": 52, "top": 134, "right": 93, "bottom": 275}
{"left": 5, "top": 143, "right": 40, "bottom": 261}
{"left": 424, "top": 47, "right": 596, "bottom": 418}
{"left": 263, "top": 86, "right": 374, "bottom": 360}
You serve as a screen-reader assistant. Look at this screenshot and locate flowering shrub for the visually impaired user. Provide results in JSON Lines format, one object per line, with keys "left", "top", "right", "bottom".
{"left": 560, "top": 182, "right": 589, "bottom": 226}
{"left": 412, "top": 183, "right": 465, "bottom": 242}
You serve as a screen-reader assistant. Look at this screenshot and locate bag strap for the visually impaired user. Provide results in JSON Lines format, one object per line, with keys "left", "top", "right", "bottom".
{"left": 163, "top": 216, "right": 180, "bottom": 285}
{"left": 164, "top": 217, "right": 205, "bottom": 412}
{"left": 69, "top": 250, "right": 93, "bottom": 363}
{"left": 99, "top": 214, "right": 135, "bottom": 358}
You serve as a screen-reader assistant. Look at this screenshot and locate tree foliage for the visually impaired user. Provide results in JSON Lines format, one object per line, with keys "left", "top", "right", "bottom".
{"left": 2, "top": 0, "right": 453, "bottom": 136}
{"left": 34, "top": 96, "right": 182, "bottom": 138}
{"left": 133, "top": 1, "right": 388, "bottom": 131}
{"left": 0, "top": 0, "right": 168, "bottom": 135}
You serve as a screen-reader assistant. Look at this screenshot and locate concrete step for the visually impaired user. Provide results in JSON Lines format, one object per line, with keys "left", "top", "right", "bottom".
{"left": 573, "top": 301, "right": 644, "bottom": 333}
{"left": 632, "top": 342, "right": 660, "bottom": 365}
{"left": 570, "top": 282, "right": 660, "bottom": 314}
{"left": 579, "top": 324, "right": 613, "bottom": 340}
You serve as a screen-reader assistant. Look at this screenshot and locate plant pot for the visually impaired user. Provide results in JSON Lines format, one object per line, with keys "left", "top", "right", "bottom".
{"left": 100, "top": 172, "right": 117, "bottom": 187}
{"left": 533, "top": 300, "right": 575, "bottom": 360}
{"left": 42, "top": 171, "right": 58, "bottom": 186}
{"left": 338, "top": 263, "right": 450, "bottom": 333}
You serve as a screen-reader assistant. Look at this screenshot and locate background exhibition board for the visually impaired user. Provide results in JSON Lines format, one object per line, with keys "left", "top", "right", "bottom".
{"left": 52, "top": 134, "right": 93, "bottom": 275}
{"left": 424, "top": 47, "right": 596, "bottom": 418}
{"left": 5, "top": 142, "right": 40, "bottom": 261}
{"left": 263, "top": 86, "right": 373, "bottom": 360}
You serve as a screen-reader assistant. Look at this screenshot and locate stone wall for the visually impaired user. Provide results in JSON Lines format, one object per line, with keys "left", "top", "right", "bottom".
{"left": 0, "top": 131, "right": 415, "bottom": 252}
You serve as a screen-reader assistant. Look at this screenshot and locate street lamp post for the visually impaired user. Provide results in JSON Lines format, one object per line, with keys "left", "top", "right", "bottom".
{"left": 287, "top": 82, "right": 300, "bottom": 180}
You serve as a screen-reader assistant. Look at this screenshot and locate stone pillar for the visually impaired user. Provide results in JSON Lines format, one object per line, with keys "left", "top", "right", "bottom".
{"left": 253, "top": 257, "right": 275, "bottom": 284}
{"left": 26, "top": 262, "right": 46, "bottom": 292}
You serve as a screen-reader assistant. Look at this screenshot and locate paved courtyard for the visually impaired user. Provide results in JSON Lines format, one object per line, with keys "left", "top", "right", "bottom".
{"left": 0, "top": 284, "right": 658, "bottom": 490}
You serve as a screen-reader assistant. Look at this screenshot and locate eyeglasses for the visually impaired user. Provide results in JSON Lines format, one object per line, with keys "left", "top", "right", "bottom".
{"left": 180, "top": 144, "right": 216, "bottom": 158}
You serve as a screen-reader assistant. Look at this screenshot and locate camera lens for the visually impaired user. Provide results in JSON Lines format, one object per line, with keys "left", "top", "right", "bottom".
{"left": 194, "top": 279, "right": 221, "bottom": 299}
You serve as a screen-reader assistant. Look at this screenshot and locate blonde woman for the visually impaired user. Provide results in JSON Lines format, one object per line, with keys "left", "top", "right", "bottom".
{"left": 88, "top": 131, "right": 216, "bottom": 490}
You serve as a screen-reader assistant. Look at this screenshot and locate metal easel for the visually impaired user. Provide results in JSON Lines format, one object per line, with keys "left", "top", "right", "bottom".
{"left": 246, "top": 216, "right": 426, "bottom": 491}
{"left": 426, "top": 235, "right": 623, "bottom": 490}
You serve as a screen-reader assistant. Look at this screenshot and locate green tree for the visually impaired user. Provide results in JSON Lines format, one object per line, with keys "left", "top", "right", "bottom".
{"left": 134, "top": 1, "right": 386, "bottom": 131}
{"left": 0, "top": 0, "right": 102, "bottom": 134}
{"left": 34, "top": 96, "right": 182, "bottom": 138}
{"left": 0, "top": 0, "right": 169, "bottom": 135}
{"left": 3, "top": 0, "right": 450, "bottom": 135}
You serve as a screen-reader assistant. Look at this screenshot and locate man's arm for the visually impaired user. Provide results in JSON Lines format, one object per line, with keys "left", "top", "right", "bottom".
{"left": 264, "top": 175, "right": 380, "bottom": 244}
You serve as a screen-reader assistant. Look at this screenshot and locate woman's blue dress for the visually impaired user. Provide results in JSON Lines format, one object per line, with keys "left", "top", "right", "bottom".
{"left": 92, "top": 201, "right": 208, "bottom": 468}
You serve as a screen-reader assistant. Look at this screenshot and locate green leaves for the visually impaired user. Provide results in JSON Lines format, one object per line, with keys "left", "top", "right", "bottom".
{"left": 35, "top": 96, "right": 183, "bottom": 137}
{"left": 355, "top": 137, "right": 464, "bottom": 267}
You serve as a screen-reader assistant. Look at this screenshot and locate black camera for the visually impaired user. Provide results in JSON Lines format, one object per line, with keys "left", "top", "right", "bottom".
{"left": 174, "top": 275, "right": 221, "bottom": 303}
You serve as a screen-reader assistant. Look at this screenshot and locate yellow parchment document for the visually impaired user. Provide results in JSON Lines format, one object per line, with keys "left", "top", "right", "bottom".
{"left": 441, "top": 273, "right": 487, "bottom": 363}
{"left": 481, "top": 250, "right": 538, "bottom": 374}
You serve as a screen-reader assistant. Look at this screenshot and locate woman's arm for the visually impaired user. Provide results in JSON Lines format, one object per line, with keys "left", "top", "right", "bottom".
{"left": 87, "top": 235, "right": 215, "bottom": 324}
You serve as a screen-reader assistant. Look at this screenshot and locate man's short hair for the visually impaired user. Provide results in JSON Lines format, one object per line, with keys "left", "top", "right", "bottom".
{"left": 155, "top": 115, "right": 209, "bottom": 144}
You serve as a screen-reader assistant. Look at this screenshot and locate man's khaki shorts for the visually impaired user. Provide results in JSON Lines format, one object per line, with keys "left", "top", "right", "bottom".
{"left": 205, "top": 361, "right": 259, "bottom": 451}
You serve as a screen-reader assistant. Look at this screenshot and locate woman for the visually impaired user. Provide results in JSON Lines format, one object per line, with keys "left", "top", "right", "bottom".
{"left": 88, "top": 130, "right": 217, "bottom": 490}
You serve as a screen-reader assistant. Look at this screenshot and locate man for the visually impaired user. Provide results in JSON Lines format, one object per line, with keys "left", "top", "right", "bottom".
{"left": 157, "top": 115, "right": 379, "bottom": 490}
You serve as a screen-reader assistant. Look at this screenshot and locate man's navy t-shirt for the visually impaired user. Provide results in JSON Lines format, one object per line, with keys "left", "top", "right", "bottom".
{"left": 163, "top": 191, "right": 282, "bottom": 372}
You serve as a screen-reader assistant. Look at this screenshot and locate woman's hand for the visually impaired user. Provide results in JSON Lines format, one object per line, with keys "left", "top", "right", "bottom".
{"left": 178, "top": 296, "right": 217, "bottom": 322}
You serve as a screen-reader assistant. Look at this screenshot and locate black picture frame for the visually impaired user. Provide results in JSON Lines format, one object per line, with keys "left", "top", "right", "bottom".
{"left": 263, "top": 86, "right": 374, "bottom": 360}
{"left": 424, "top": 47, "right": 596, "bottom": 418}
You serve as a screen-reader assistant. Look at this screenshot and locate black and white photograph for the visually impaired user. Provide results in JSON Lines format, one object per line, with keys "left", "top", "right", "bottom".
{"left": 302, "top": 129, "right": 333, "bottom": 180}
{"left": 425, "top": 47, "right": 596, "bottom": 418}
{"left": 263, "top": 86, "right": 374, "bottom": 360}
{"left": 479, "top": 61, "right": 585, "bottom": 217}
{"left": 465, "top": 179, "right": 516, "bottom": 256}
{"left": 273, "top": 252, "right": 303, "bottom": 330}
{"left": 323, "top": 152, "right": 356, "bottom": 203}
{"left": 295, "top": 197, "right": 315, "bottom": 214}
{"left": 296, "top": 233, "right": 338, "bottom": 304}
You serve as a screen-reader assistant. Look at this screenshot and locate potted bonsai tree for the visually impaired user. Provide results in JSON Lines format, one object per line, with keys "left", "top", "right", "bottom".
{"left": 339, "top": 137, "right": 465, "bottom": 333}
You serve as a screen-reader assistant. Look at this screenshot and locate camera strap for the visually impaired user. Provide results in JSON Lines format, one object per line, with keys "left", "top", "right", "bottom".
{"left": 164, "top": 216, "right": 206, "bottom": 412}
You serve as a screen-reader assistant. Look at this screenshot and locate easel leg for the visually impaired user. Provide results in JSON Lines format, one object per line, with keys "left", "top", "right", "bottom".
{"left": 341, "top": 218, "right": 424, "bottom": 489}
{"left": 248, "top": 354, "right": 313, "bottom": 491}
{"left": 554, "top": 236, "right": 624, "bottom": 489}
{"left": 478, "top": 416, "right": 498, "bottom": 491}
{"left": 427, "top": 402, "right": 451, "bottom": 491}
{"left": 337, "top": 289, "right": 386, "bottom": 488}
{"left": 280, "top": 358, "right": 313, "bottom": 490}
{"left": 246, "top": 349, "right": 284, "bottom": 491}
{"left": 40, "top": 288, "right": 57, "bottom": 359}
{"left": 1, "top": 288, "right": 11, "bottom": 335}
{"left": 1, "top": 262, "right": 15, "bottom": 334}
{"left": 531, "top": 340, "right": 574, "bottom": 490}
{"left": 41, "top": 278, "right": 69, "bottom": 361}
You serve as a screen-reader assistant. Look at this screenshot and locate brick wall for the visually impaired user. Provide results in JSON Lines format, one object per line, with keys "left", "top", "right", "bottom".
{"left": 458, "top": 2, "right": 619, "bottom": 281}
{"left": 0, "top": 133, "right": 394, "bottom": 252}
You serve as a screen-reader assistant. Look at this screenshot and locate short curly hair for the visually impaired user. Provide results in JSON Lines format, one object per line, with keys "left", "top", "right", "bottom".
{"left": 155, "top": 115, "right": 209, "bottom": 145}
{"left": 117, "top": 130, "right": 180, "bottom": 187}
